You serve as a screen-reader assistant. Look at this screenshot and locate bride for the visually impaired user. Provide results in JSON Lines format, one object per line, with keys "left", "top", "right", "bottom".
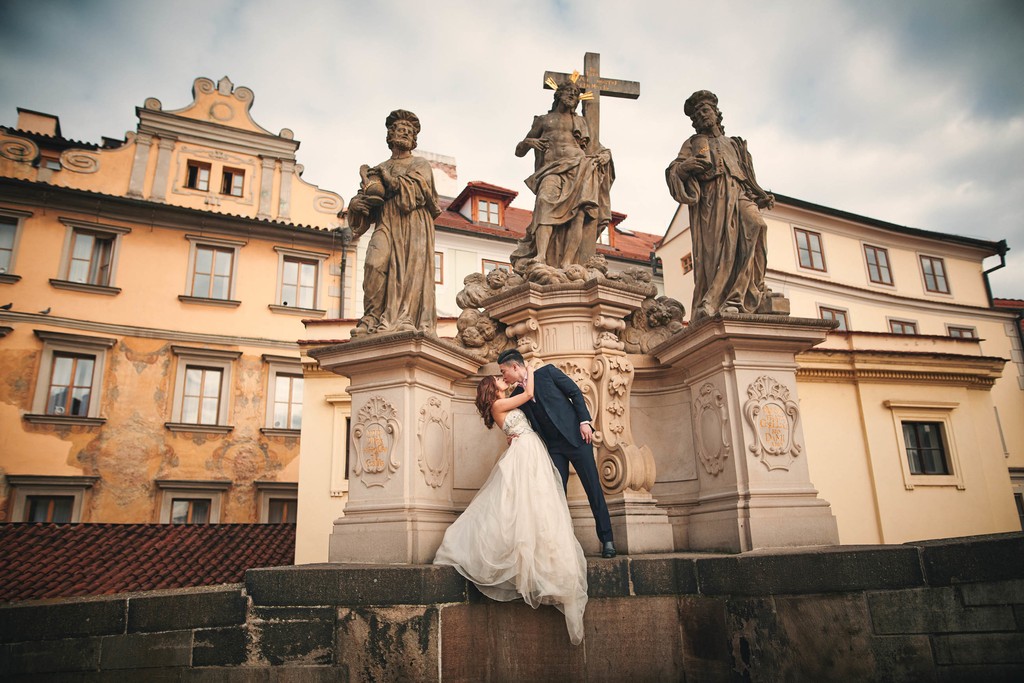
{"left": 433, "top": 365, "right": 589, "bottom": 645}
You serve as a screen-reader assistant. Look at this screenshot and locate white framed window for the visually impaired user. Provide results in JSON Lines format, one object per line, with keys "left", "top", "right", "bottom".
{"left": 256, "top": 481, "right": 298, "bottom": 523}
{"left": 262, "top": 355, "right": 303, "bottom": 433}
{"left": 156, "top": 480, "right": 230, "bottom": 524}
{"left": 27, "top": 330, "right": 116, "bottom": 425}
{"left": 794, "top": 227, "right": 826, "bottom": 272}
{"left": 52, "top": 219, "right": 130, "bottom": 294}
{"left": 0, "top": 208, "right": 30, "bottom": 282}
{"left": 947, "top": 325, "right": 977, "bottom": 339}
{"left": 885, "top": 400, "right": 964, "bottom": 490}
{"left": 920, "top": 255, "right": 951, "bottom": 294}
{"left": 6, "top": 475, "right": 98, "bottom": 523}
{"left": 221, "top": 167, "right": 244, "bottom": 197}
{"left": 166, "top": 346, "right": 240, "bottom": 432}
{"left": 180, "top": 235, "right": 244, "bottom": 306}
{"left": 271, "top": 247, "right": 327, "bottom": 314}
{"left": 185, "top": 161, "right": 211, "bottom": 191}
{"left": 819, "top": 306, "right": 850, "bottom": 331}
{"left": 888, "top": 318, "right": 919, "bottom": 335}
{"left": 434, "top": 252, "right": 444, "bottom": 285}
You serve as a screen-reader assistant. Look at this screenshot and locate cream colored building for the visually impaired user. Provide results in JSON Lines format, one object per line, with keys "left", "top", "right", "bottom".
{"left": 0, "top": 77, "right": 350, "bottom": 525}
{"left": 658, "top": 195, "right": 1022, "bottom": 543}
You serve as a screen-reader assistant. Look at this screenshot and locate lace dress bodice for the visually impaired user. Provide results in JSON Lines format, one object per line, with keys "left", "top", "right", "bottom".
{"left": 501, "top": 409, "right": 534, "bottom": 438}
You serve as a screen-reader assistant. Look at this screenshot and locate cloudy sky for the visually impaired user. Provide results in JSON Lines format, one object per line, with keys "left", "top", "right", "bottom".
{"left": 2, "top": 0, "right": 1023, "bottom": 297}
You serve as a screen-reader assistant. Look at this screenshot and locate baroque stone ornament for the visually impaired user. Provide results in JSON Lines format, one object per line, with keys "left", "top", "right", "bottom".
{"left": 351, "top": 396, "right": 402, "bottom": 488}
{"left": 743, "top": 375, "right": 802, "bottom": 471}
{"left": 694, "top": 382, "right": 731, "bottom": 476}
{"left": 416, "top": 397, "right": 451, "bottom": 489}
{"left": 589, "top": 354, "right": 656, "bottom": 494}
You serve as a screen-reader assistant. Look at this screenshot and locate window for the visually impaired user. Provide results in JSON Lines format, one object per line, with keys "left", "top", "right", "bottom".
{"left": 281, "top": 257, "right": 317, "bottom": 309}
{"left": 0, "top": 214, "right": 22, "bottom": 277}
{"left": 166, "top": 346, "right": 240, "bottom": 432}
{"left": 889, "top": 319, "right": 918, "bottom": 335}
{"left": 947, "top": 326, "right": 977, "bottom": 339}
{"left": 25, "top": 495, "right": 75, "bottom": 523}
{"left": 181, "top": 235, "right": 244, "bottom": 305}
{"left": 256, "top": 482, "right": 298, "bottom": 523}
{"left": 263, "top": 356, "right": 303, "bottom": 433}
{"left": 270, "top": 247, "right": 327, "bottom": 315}
{"left": 476, "top": 199, "right": 499, "bottom": 225}
{"left": 794, "top": 228, "right": 826, "bottom": 271}
{"left": 46, "top": 353, "right": 95, "bottom": 417}
{"left": 186, "top": 162, "right": 211, "bottom": 191}
{"left": 902, "top": 422, "right": 949, "bottom": 475}
{"left": 864, "top": 245, "right": 893, "bottom": 285}
{"left": 53, "top": 220, "right": 129, "bottom": 293}
{"left": 268, "top": 498, "right": 297, "bottom": 524}
{"left": 6, "top": 475, "right": 97, "bottom": 522}
{"left": 27, "top": 331, "right": 115, "bottom": 424}
{"left": 482, "top": 259, "right": 512, "bottom": 275}
{"left": 41, "top": 155, "right": 62, "bottom": 171}
{"left": 681, "top": 253, "right": 693, "bottom": 275}
{"left": 435, "top": 252, "right": 444, "bottom": 284}
{"left": 221, "top": 168, "right": 244, "bottom": 197}
{"left": 157, "top": 480, "right": 229, "bottom": 523}
{"left": 819, "top": 306, "right": 849, "bottom": 331}
{"left": 920, "top": 255, "right": 950, "bottom": 294}
{"left": 886, "top": 400, "right": 964, "bottom": 490}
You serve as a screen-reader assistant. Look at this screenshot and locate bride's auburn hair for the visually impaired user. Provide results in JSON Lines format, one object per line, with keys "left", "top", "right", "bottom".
{"left": 476, "top": 376, "right": 501, "bottom": 429}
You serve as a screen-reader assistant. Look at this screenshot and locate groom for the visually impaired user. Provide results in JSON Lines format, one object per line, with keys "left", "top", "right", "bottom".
{"left": 498, "top": 349, "right": 616, "bottom": 558}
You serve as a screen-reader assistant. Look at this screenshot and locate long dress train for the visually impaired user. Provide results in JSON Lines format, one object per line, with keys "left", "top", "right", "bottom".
{"left": 433, "top": 409, "right": 589, "bottom": 645}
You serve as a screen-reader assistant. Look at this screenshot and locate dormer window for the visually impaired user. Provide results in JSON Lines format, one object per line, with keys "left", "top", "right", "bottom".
{"left": 186, "top": 162, "right": 211, "bottom": 191}
{"left": 221, "top": 168, "right": 244, "bottom": 197}
{"left": 477, "top": 199, "right": 499, "bottom": 225}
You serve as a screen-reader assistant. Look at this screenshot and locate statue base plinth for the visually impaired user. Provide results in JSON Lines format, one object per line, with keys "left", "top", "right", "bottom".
{"left": 309, "top": 332, "right": 484, "bottom": 564}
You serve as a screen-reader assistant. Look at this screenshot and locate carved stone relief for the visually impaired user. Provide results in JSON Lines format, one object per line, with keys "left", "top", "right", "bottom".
{"left": 743, "top": 375, "right": 802, "bottom": 471}
{"left": 0, "top": 133, "right": 39, "bottom": 163}
{"left": 60, "top": 150, "right": 100, "bottom": 173}
{"left": 351, "top": 396, "right": 402, "bottom": 488}
{"left": 588, "top": 354, "right": 656, "bottom": 494}
{"left": 416, "top": 397, "right": 451, "bottom": 488}
{"left": 694, "top": 382, "right": 730, "bottom": 476}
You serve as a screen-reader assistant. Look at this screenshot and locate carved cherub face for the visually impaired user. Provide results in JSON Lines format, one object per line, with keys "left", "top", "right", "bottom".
{"left": 478, "top": 317, "right": 498, "bottom": 341}
{"left": 460, "top": 327, "right": 484, "bottom": 348}
{"left": 486, "top": 268, "right": 509, "bottom": 289}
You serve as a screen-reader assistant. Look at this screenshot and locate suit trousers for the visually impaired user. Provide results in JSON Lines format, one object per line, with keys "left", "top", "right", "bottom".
{"left": 531, "top": 403, "right": 613, "bottom": 544}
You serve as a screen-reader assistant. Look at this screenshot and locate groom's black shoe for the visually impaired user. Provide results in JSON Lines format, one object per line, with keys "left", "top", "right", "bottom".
{"left": 601, "top": 541, "right": 617, "bottom": 558}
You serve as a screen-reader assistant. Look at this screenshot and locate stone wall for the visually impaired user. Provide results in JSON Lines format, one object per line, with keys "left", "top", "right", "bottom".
{"left": 2, "top": 532, "right": 1022, "bottom": 681}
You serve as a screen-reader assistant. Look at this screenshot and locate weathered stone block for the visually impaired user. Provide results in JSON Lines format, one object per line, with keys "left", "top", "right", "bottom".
{"left": 192, "top": 626, "right": 248, "bottom": 667}
{"left": 932, "top": 633, "right": 1024, "bottom": 665}
{"left": 250, "top": 606, "right": 336, "bottom": 623}
{"left": 678, "top": 595, "right": 732, "bottom": 681}
{"left": 631, "top": 556, "right": 699, "bottom": 595}
{"left": 184, "top": 668, "right": 273, "bottom": 683}
{"left": 773, "top": 593, "right": 876, "bottom": 680}
{"left": 0, "top": 637, "right": 100, "bottom": 675}
{"left": 129, "top": 586, "right": 247, "bottom": 633}
{"left": 723, "top": 597, "right": 785, "bottom": 681}
{"left": 960, "top": 579, "right": 1024, "bottom": 606}
{"left": 586, "top": 557, "right": 630, "bottom": 598}
{"left": 869, "top": 587, "right": 1017, "bottom": 634}
{"left": 911, "top": 532, "right": 1024, "bottom": 586}
{"left": 583, "top": 597, "right": 683, "bottom": 682}
{"left": 697, "top": 546, "right": 924, "bottom": 596}
{"left": 338, "top": 605, "right": 439, "bottom": 682}
{"left": 252, "top": 619, "right": 334, "bottom": 666}
{"left": 0, "top": 597, "right": 126, "bottom": 643}
{"left": 245, "top": 564, "right": 465, "bottom": 606}
{"left": 936, "top": 664, "right": 1024, "bottom": 682}
{"left": 100, "top": 631, "right": 192, "bottom": 670}
{"left": 870, "top": 635, "right": 937, "bottom": 683}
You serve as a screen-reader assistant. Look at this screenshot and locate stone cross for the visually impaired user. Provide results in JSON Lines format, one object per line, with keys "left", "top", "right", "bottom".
{"left": 543, "top": 52, "right": 640, "bottom": 151}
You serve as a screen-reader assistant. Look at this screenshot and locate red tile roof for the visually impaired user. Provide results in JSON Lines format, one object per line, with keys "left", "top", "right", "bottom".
{"left": 434, "top": 196, "right": 661, "bottom": 264}
{"left": 0, "top": 523, "right": 295, "bottom": 602}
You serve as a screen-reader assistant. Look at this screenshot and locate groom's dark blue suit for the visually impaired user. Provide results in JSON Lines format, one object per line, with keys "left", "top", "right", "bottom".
{"left": 513, "top": 364, "right": 613, "bottom": 544}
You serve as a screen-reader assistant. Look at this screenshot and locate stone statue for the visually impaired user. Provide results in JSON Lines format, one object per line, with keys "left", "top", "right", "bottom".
{"left": 511, "top": 79, "right": 614, "bottom": 271}
{"left": 666, "top": 90, "right": 775, "bottom": 320}
{"left": 347, "top": 109, "right": 441, "bottom": 336}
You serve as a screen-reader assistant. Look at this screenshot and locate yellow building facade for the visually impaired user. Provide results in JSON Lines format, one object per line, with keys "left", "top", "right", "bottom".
{"left": 658, "top": 196, "right": 1023, "bottom": 543}
{"left": 0, "top": 77, "right": 350, "bottom": 525}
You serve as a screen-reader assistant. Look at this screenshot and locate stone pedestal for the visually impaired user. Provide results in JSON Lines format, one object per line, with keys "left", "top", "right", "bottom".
{"left": 653, "top": 314, "right": 840, "bottom": 552}
{"left": 309, "top": 332, "right": 483, "bottom": 563}
{"left": 487, "top": 280, "right": 675, "bottom": 555}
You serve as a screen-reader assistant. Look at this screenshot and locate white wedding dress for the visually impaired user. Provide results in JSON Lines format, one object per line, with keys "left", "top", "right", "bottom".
{"left": 433, "top": 409, "right": 589, "bottom": 645}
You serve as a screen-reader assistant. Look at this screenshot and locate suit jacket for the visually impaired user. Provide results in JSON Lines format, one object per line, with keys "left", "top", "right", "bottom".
{"left": 513, "top": 365, "right": 592, "bottom": 447}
